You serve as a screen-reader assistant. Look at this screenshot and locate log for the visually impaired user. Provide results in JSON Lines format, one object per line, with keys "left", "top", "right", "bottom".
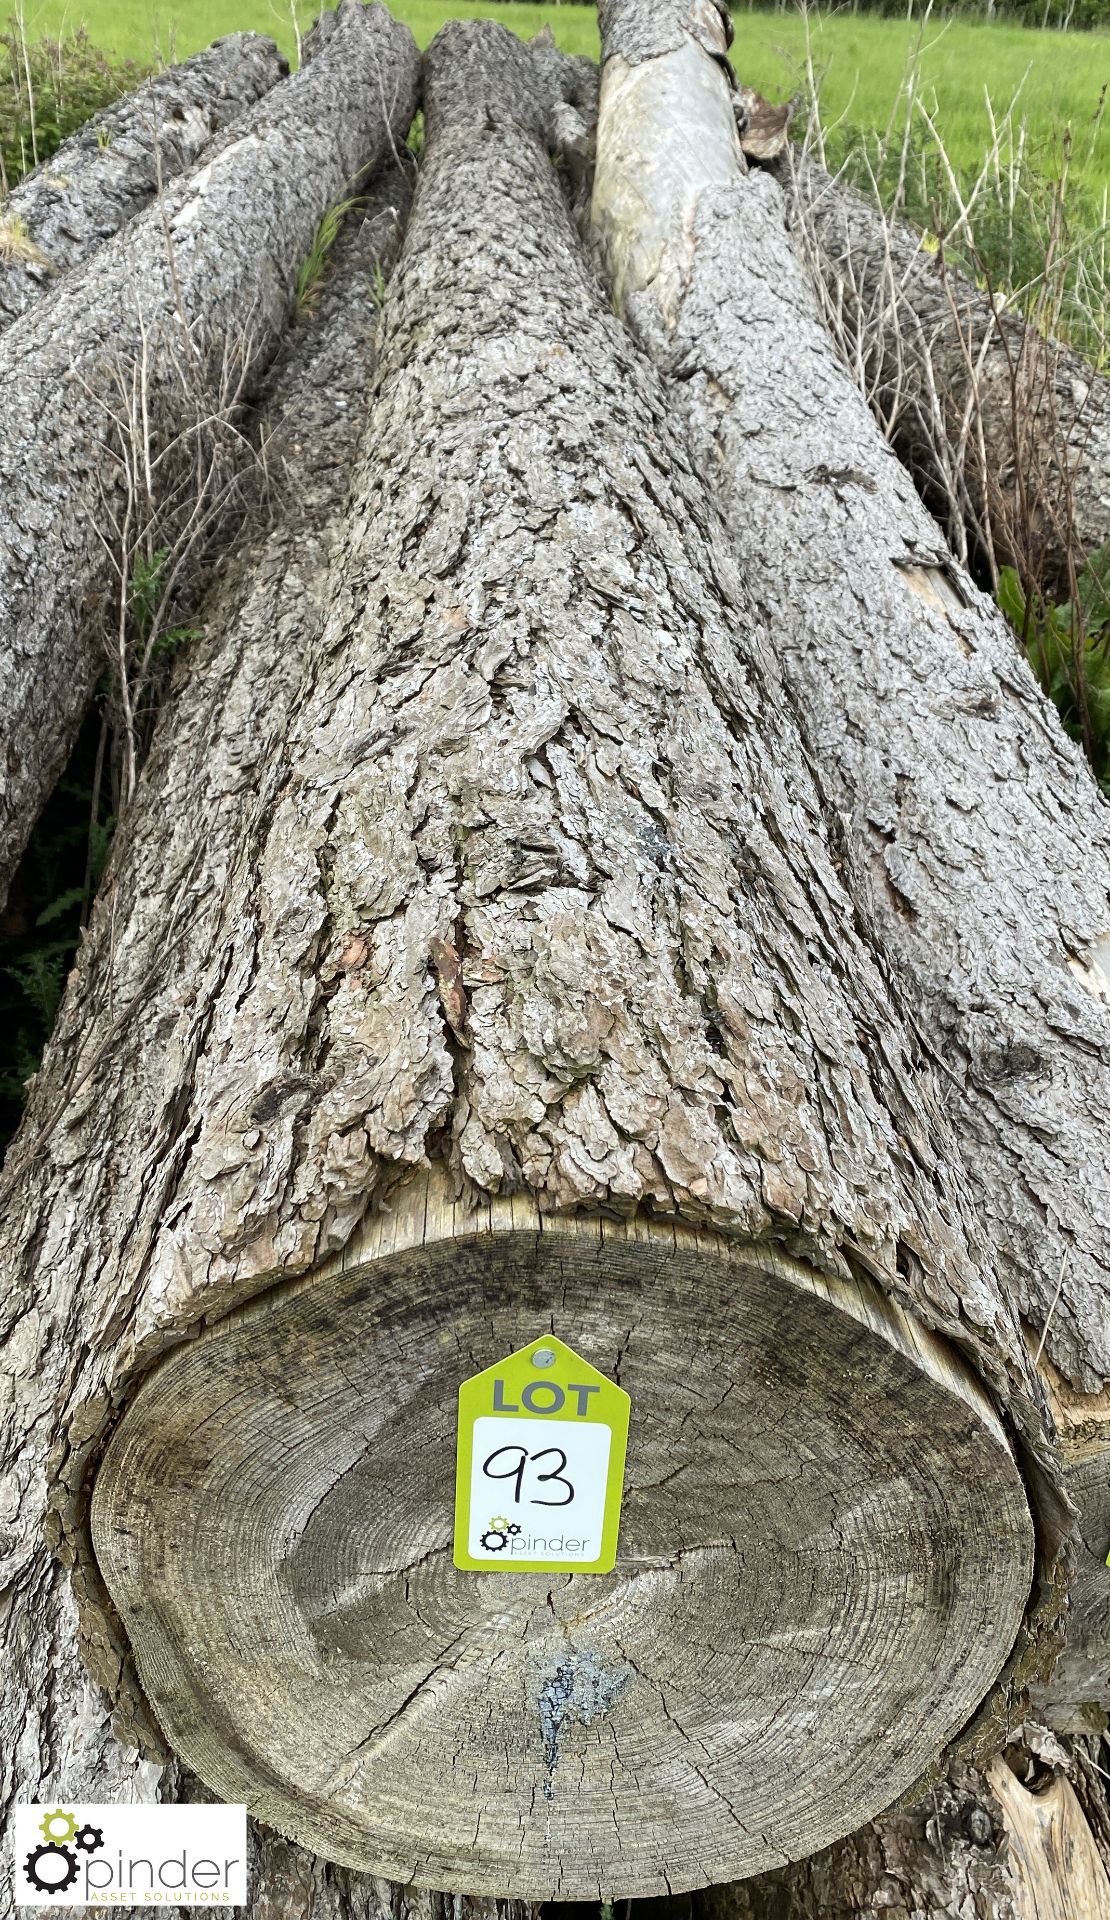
{"left": 0, "top": 33, "right": 287, "bottom": 329}
{"left": 0, "top": 0, "right": 418, "bottom": 911}
{"left": 785, "top": 154, "right": 1110, "bottom": 594}
{"left": 591, "top": 0, "right": 1110, "bottom": 1765}
{"left": 590, "top": 48, "right": 1110, "bottom": 1920}
{"left": 0, "top": 20, "right": 1055, "bottom": 1903}
{"left": 0, "top": 165, "right": 418, "bottom": 1912}
{"left": 591, "top": 0, "right": 1110, "bottom": 1410}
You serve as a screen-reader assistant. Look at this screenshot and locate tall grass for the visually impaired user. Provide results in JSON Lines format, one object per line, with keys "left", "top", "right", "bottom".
{"left": 793, "top": 5, "right": 1108, "bottom": 355}
{"left": 3, "top": 0, "right": 1109, "bottom": 196}
{"left": 1, "top": 10, "right": 150, "bottom": 188}
{"left": 791, "top": 5, "right": 1110, "bottom": 782}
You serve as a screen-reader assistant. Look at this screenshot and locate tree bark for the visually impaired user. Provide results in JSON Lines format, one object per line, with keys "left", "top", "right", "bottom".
{"left": 0, "top": 20, "right": 1060, "bottom": 1906}
{"left": 784, "top": 153, "right": 1110, "bottom": 595}
{"left": 0, "top": 165, "right": 420, "bottom": 1920}
{"left": 703, "top": 1748, "right": 1110, "bottom": 1918}
{"left": 592, "top": 0, "right": 1110, "bottom": 1413}
{"left": 1027, "top": 1364, "right": 1110, "bottom": 1733}
{"left": 0, "top": 0, "right": 418, "bottom": 912}
{"left": 0, "top": 33, "right": 287, "bottom": 329}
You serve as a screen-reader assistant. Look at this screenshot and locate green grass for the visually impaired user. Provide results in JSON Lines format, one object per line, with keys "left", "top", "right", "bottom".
{"left": 4, "top": 0, "right": 1109, "bottom": 203}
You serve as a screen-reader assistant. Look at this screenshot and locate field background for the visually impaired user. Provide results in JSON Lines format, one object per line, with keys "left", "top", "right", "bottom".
{"left": 3, "top": 1, "right": 1109, "bottom": 200}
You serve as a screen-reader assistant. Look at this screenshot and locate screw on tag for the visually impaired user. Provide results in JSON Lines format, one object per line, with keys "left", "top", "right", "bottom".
{"left": 453, "top": 1335, "right": 630, "bottom": 1574}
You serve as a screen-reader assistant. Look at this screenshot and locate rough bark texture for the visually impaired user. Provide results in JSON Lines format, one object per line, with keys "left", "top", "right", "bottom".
{"left": 706, "top": 1749, "right": 1110, "bottom": 1919}
{"left": 0, "top": 33, "right": 287, "bottom": 329}
{"left": 1027, "top": 1366, "right": 1110, "bottom": 1732}
{"left": 0, "top": 170, "right": 415, "bottom": 1920}
{"left": 0, "top": 0, "right": 418, "bottom": 911}
{"left": 785, "top": 154, "right": 1110, "bottom": 594}
{"left": 0, "top": 16, "right": 1060, "bottom": 1904}
{"left": 592, "top": 0, "right": 1110, "bottom": 1409}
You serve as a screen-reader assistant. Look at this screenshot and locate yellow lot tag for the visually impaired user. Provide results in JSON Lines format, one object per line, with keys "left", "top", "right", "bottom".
{"left": 454, "top": 1335, "right": 630, "bottom": 1574}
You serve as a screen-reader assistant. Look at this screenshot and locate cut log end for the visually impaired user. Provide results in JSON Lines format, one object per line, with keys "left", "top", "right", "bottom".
{"left": 91, "top": 1172, "right": 1033, "bottom": 1898}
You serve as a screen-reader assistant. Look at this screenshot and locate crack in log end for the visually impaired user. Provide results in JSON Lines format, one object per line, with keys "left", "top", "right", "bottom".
{"left": 538, "top": 1650, "right": 632, "bottom": 1798}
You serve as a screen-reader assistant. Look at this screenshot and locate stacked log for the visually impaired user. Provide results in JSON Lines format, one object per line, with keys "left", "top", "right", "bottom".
{"left": 0, "top": 160, "right": 415, "bottom": 1901}
{"left": 706, "top": 1746, "right": 1110, "bottom": 1919}
{"left": 0, "top": 0, "right": 418, "bottom": 908}
{"left": 0, "top": 17, "right": 1059, "bottom": 1907}
{"left": 591, "top": 0, "right": 1110, "bottom": 1907}
{"left": 0, "top": 33, "right": 287, "bottom": 328}
{"left": 592, "top": 0, "right": 1110, "bottom": 1453}
{"left": 786, "top": 154, "right": 1110, "bottom": 592}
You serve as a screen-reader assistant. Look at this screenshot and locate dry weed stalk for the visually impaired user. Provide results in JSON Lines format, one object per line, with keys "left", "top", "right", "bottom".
{"left": 84, "top": 307, "right": 260, "bottom": 808}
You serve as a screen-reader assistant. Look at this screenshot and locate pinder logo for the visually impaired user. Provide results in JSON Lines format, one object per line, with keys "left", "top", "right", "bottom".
{"left": 23, "top": 1810, "right": 104, "bottom": 1895}
{"left": 479, "top": 1515, "right": 522, "bottom": 1553}
{"left": 13, "top": 1804, "right": 247, "bottom": 1906}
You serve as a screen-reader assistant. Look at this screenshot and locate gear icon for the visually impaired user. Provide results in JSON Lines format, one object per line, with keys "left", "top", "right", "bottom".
{"left": 489, "top": 1515, "right": 510, "bottom": 1532}
{"left": 39, "top": 1809, "right": 77, "bottom": 1844}
{"left": 480, "top": 1528, "right": 508, "bottom": 1552}
{"left": 24, "top": 1842, "right": 79, "bottom": 1894}
{"left": 75, "top": 1824, "right": 104, "bottom": 1853}
{"left": 507, "top": 1523, "right": 522, "bottom": 1535}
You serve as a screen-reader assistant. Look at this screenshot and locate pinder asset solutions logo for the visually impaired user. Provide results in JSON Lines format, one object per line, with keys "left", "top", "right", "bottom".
{"left": 12, "top": 1804, "right": 247, "bottom": 1907}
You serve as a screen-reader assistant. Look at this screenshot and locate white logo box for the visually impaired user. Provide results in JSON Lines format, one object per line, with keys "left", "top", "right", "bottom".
{"left": 13, "top": 1804, "right": 247, "bottom": 1906}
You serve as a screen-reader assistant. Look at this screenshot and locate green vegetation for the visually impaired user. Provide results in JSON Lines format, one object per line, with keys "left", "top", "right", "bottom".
{"left": 4, "top": 5, "right": 1106, "bottom": 315}
{"left": 1, "top": 20, "right": 149, "bottom": 186}
{"left": 999, "top": 547, "right": 1110, "bottom": 791}
{"left": 833, "top": 0, "right": 1104, "bottom": 22}
{"left": 2, "top": 1, "right": 1107, "bottom": 202}
{"left": 0, "top": 208, "right": 44, "bottom": 259}
{"left": 4, "top": 4, "right": 1107, "bottom": 212}
{"left": 126, "top": 545, "right": 202, "bottom": 663}
{"left": 295, "top": 194, "right": 358, "bottom": 312}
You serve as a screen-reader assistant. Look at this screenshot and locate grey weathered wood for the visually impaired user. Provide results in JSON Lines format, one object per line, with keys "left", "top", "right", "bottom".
{"left": 592, "top": 0, "right": 1110, "bottom": 1410}
{"left": 0, "top": 169, "right": 415, "bottom": 1919}
{"left": 0, "top": 0, "right": 418, "bottom": 910}
{"left": 0, "top": 21, "right": 1056, "bottom": 1901}
{"left": 590, "top": 44, "right": 1110, "bottom": 1906}
{"left": 0, "top": 33, "right": 287, "bottom": 329}
{"left": 785, "top": 154, "right": 1110, "bottom": 594}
